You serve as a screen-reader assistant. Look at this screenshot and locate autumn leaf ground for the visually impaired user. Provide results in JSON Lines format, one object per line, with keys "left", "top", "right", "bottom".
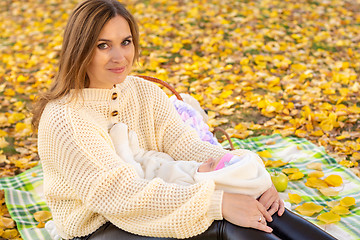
{"left": 0, "top": 0, "right": 359, "bottom": 239}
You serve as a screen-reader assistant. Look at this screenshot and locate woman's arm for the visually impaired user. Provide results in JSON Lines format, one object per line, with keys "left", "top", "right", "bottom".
{"left": 38, "top": 102, "right": 223, "bottom": 239}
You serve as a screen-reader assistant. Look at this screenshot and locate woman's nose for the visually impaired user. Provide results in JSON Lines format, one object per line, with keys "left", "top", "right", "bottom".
{"left": 111, "top": 47, "right": 125, "bottom": 62}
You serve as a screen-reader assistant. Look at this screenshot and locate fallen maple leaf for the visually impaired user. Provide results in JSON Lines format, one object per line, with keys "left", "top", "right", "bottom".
{"left": 317, "top": 212, "right": 341, "bottom": 224}
{"left": 288, "top": 193, "right": 302, "bottom": 204}
{"left": 331, "top": 205, "right": 350, "bottom": 215}
{"left": 340, "top": 197, "right": 356, "bottom": 207}
{"left": 295, "top": 202, "right": 324, "bottom": 217}
{"left": 324, "top": 175, "right": 343, "bottom": 187}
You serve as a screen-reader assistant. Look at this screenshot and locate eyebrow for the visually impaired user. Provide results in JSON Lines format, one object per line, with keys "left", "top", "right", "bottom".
{"left": 98, "top": 35, "right": 132, "bottom": 42}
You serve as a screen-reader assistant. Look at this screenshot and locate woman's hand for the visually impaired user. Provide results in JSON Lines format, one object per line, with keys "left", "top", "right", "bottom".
{"left": 222, "top": 192, "right": 273, "bottom": 233}
{"left": 257, "top": 184, "right": 285, "bottom": 217}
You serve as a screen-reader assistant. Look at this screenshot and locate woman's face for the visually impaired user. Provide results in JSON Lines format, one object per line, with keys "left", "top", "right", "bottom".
{"left": 87, "top": 15, "right": 135, "bottom": 89}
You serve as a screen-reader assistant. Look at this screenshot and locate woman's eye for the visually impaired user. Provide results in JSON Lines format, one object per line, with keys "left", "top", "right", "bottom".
{"left": 122, "top": 39, "right": 132, "bottom": 46}
{"left": 97, "top": 43, "right": 109, "bottom": 49}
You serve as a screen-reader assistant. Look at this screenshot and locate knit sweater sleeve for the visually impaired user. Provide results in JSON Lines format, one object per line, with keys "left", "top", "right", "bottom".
{"left": 38, "top": 101, "right": 223, "bottom": 239}
{"left": 149, "top": 82, "right": 229, "bottom": 163}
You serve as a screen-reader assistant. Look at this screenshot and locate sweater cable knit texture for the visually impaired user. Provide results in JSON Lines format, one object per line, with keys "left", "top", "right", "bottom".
{"left": 37, "top": 76, "right": 234, "bottom": 239}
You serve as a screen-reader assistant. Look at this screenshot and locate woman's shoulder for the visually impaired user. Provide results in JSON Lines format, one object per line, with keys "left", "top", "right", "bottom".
{"left": 43, "top": 94, "right": 78, "bottom": 113}
{"left": 41, "top": 94, "right": 86, "bottom": 127}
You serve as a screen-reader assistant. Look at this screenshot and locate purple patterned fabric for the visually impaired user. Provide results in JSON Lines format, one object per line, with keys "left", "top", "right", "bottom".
{"left": 170, "top": 96, "right": 221, "bottom": 146}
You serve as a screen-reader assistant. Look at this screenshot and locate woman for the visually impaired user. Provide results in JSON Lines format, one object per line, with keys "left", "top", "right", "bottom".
{"left": 32, "top": 0, "right": 336, "bottom": 239}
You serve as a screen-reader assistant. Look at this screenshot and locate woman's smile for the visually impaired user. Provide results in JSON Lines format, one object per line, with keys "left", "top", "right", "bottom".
{"left": 108, "top": 66, "right": 126, "bottom": 74}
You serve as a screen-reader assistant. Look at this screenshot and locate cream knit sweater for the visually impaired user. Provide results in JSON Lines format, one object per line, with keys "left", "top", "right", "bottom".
{"left": 38, "top": 76, "right": 234, "bottom": 239}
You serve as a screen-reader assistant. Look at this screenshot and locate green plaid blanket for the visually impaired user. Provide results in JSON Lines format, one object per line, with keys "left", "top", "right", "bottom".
{"left": 0, "top": 164, "right": 51, "bottom": 240}
{"left": 1, "top": 134, "right": 359, "bottom": 240}
{"left": 222, "top": 134, "right": 360, "bottom": 240}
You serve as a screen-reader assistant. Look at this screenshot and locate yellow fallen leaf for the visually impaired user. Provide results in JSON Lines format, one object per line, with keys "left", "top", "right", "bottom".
{"left": 306, "top": 162, "right": 322, "bottom": 170}
{"left": 7, "top": 112, "right": 26, "bottom": 124}
{"left": 327, "top": 201, "right": 340, "bottom": 208}
{"left": 317, "top": 212, "right": 341, "bottom": 224}
{"left": 0, "top": 217, "right": 15, "bottom": 228}
{"left": 31, "top": 172, "right": 38, "bottom": 177}
{"left": 265, "top": 160, "right": 288, "bottom": 168}
{"left": 219, "top": 108, "right": 235, "bottom": 115}
{"left": 340, "top": 197, "right": 356, "bottom": 207}
{"left": 291, "top": 63, "right": 307, "bottom": 72}
{"left": 336, "top": 134, "right": 351, "bottom": 140}
{"left": 271, "top": 160, "right": 288, "bottom": 167}
{"left": 305, "top": 177, "right": 328, "bottom": 189}
{"left": 0, "top": 137, "right": 9, "bottom": 148}
{"left": 37, "top": 222, "right": 45, "bottom": 228}
{"left": 288, "top": 193, "right": 302, "bottom": 204}
{"left": 279, "top": 128, "right": 295, "bottom": 137}
{"left": 1, "top": 229, "right": 19, "bottom": 239}
{"left": 234, "top": 123, "right": 247, "bottom": 131}
{"left": 319, "top": 119, "right": 334, "bottom": 132}
{"left": 257, "top": 150, "right": 272, "bottom": 159}
{"left": 352, "top": 152, "right": 360, "bottom": 161}
{"left": 33, "top": 211, "right": 52, "bottom": 222}
{"left": 324, "top": 175, "right": 343, "bottom": 187}
{"left": 319, "top": 188, "right": 339, "bottom": 197}
{"left": 295, "top": 202, "right": 324, "bottom": 216}
{"left": 288, "top": 171, "right": 305, "bottom": 180}
{"left": 231, "top": 132, "right": 251, "bottom": 139}
{"left": 264, "top": 160, "right": 273, "bottom": 167}
{"left": 0, "top": 130, "right": 7, "bottom": 137}
{"left": 266, "top": 140, "right": 276, "bottom": 145}
{"left": 308, "top": 171, "right": 324, "bottom": 178}
{"left": 295, "top": 129, "right": 307, "bottom": 138}
{"left": 4, "top": 89, "right": 15, "bottom": 97}
{"left": 311, "top": 130, "right": 324, "bottom": 137}
{"left": 339, "top": 160, "right": 356, "bottom": 168}
{"left": 282, "top": 168, "right": 299, "bottom": 175}
{"left": 331, "top": 205, "right": 350, "bottom": 215}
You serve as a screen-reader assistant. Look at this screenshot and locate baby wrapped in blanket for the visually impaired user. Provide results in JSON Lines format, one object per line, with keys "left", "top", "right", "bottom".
{"left": 110, "top": 123, "right": 272, "bottom": 199}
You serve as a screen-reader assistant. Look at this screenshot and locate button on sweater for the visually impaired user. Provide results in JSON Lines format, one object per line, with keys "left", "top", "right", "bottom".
{"left": 38, "top": 76, "right": 230, "bottom": 239}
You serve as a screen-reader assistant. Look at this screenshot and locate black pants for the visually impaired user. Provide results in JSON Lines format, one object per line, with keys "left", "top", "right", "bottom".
{"left": 75, "top": 209, "right": 337, "bottom": 240}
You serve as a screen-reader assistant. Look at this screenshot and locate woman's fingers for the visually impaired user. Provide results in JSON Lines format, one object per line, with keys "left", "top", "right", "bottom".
{"left": 258, "top": 185, "right": 287, "bottom": 218}
{"left": 258, "top": 185, "right": 277, "bottom": 210}
{"left": 257, "top": 200, "right": 273, "bottom": 222}
{"left": 251, "top": 215, "right": 273, "bottom": 233}
{"left": 254, "top": 221, "right": 273, "bottom": 233}
{"left": 278, "top": 199, "right": 285, "bottom": 216}
{"left": 267, "top": 200, "right": 280, "bottom": 216}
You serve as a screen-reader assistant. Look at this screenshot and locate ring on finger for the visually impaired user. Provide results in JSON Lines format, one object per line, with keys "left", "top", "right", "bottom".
{"left": 258, "top": 216, "right": 262, "bottom": 222}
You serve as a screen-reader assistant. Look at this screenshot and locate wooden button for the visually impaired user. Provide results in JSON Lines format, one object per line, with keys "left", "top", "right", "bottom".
{"left": 112, "top": 92, "right": 117, "bottom": 100}
{"left": 111, "top": 110, "right": 118, "bottom": 116}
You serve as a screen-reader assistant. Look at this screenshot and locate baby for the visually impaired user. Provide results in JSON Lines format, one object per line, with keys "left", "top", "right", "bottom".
{"left": 110, "top": 123, "right": 272, "bottom": 199}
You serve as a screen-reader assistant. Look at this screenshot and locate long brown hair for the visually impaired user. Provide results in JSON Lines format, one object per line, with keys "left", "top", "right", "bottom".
{"left": 31, "top": 0, "right": 139, "bottom": 130}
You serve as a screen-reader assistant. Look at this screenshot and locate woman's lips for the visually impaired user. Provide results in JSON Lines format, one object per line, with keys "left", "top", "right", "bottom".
{"left": 108, "top": 67, "right": 125, "bottom": 73}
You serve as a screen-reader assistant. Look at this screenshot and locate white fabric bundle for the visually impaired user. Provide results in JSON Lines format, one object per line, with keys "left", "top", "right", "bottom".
{"left": 194, "top": 151, "right": 272, "bottom": 198}
{"left": 110, "top": 123, "right": 272, "bottom": 198}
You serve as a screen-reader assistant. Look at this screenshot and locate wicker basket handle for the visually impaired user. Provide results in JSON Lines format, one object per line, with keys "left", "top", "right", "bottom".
{"left": 135, "top": 75, "right": 183, "bottom": 101}
{"left": 135, "top": 75, "right": 235, "bottom": 151}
